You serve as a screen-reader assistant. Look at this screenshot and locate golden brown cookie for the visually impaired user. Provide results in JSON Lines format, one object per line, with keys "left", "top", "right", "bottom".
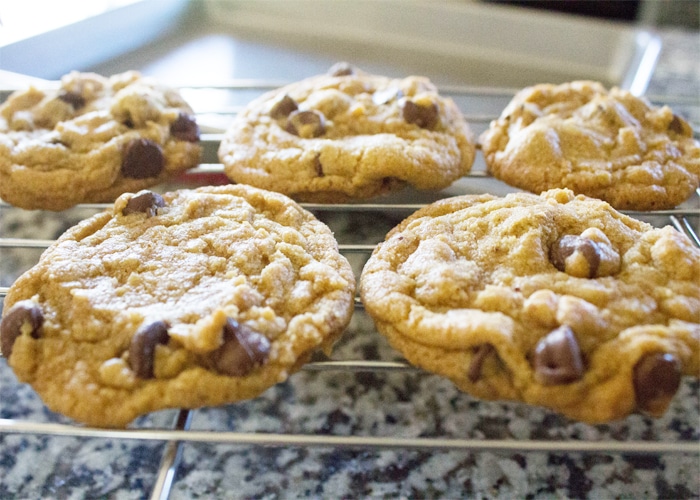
{"left": 0, "top": 71, "right": 201, "bottom": 210}
{"left": 359, "top": 188, "right": 699, "bottom": 423}
{"left": 1, "top": 185, "right": 355, "bottom": 427}
{"left": 218, "top": 63, "right": 476, "bottom": 202}
{"left": 479, "top": 81, "right": 700, "bottom": 210}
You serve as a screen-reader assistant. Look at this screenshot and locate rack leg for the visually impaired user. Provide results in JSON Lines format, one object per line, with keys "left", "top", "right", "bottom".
{"left": 150, "top": 409, "right": 193, "bottom": 500}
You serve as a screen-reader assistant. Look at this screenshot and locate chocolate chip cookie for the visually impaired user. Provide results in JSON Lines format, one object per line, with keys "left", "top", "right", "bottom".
{"left": 218, "top": 63, "right": 476, "bottom": 202}
{"left": 359, "top": 188, "right": 699, "bottom": 423}
{"left": 0, "top": 71, "right": 201, "bottom": 210}
{"left": 479, "top": 81, "right": 700, "bottom": 210}
{"left": 0, "top": 185, "right": 355, "bottom": 427}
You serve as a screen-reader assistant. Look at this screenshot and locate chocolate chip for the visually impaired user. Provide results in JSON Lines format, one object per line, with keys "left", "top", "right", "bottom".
{"left": 170, "top": 112, "right": 200, "bottom": 142}
{"left": 313, "top": 154, "right": 324, "bottom": 177}
{"left": 550, "top": 234, "right": 601, "bottom": 278}
{"left": 633, "top": 352, "right": 681, "bottom": 413}
{"left": 57, "top": 90, "right": 85, "bottom": 110}
{"left": 121, "top": 138, "right": 164, "bottom": 179}
{"left": 211, "top": 318, "right": 270, "bottom": 376}
{"left": 122, "top": 190, "right": 165, "bottom": 217}
{"left": 532, "top": 326, "right": 584, "bottom": 385}
{"left": 668, "top": 114, "right": 689, "bottom": 136}
{"left": 467, "top": 344, "right": 495, "bottom": 383}
{"left": 328, "top": 62, "right": 355, "bottom": 76}
{"left": 402, "top": 99, "right": 439, "bottom": 129}
{"left": 129, "top": 321, "right": 170, "bottom": 378}
{"left": 381, "top": 177, "right": 401, "bottom": 190}
{"left": 1, "top": 301, "right": 43, "bottom": 358}
{"left": 285, "top": 110, "right": 326, "bottom": 138}
{"left": 372, "top": 87, "right": 403, "bottom": 105}
{"left": 270, "top": 95, "right": 298, "bottom": 119}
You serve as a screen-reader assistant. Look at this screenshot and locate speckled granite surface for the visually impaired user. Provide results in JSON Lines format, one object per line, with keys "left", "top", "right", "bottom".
{"left": 1, "top": 27, "right": 699, "bottom": 500}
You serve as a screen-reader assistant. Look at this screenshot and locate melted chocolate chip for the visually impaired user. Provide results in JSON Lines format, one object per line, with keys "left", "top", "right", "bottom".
{"left": 1, "top": 301, "right": 43, "bottom": 358}
{"left": 122, "top": 191, "right": 165, "bottom": 217}
{"left": 170, "top": 113, "right": 200, "bottom": 142}
{"left": 633, "top": 352, "right": 681, "bottom": 413}
{"left": 532, "top": 326, "right": 584, "bottom": 385}
{"left": 270, "top": 95, "right": 298, "bottom": 119}
{"left": 550, "top": 234, "right": 601, "bottom": 278}
{"left": 328, "top": 62, "right": 355, "bottom": 76}
{"left": 402, "top": 99, "right": 439, "bottom": 129}
{"left": 121, "top": 139, "right": 164, "bottom": 179}
{"left": 58, "top": 90, "right": 85, "bottom": 110}
{"left": 285, "top": 110, "right": 326, "bottom": 138}
{"left": 467, "top": 344, "right": 496, "bottom": 383}
{"left": 129, "top": 321, "right": 170, "bottom": 379}
{"left": 212, "top": 318, "right": 270, "bottom": 376}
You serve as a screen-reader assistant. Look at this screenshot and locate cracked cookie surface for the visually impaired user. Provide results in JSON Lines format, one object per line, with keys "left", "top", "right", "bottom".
{"left": 218, "top": 63, "right": 476, "bottom": 202}
{"left": 359, "top": 188, "right": 699, "bottom": 423}
{"left": 1, "top": 185, "right": 355, "bottom": 427}
{"left": 0, "top": 71, "right": 201, "bottom": 210}
{"left": 479, "top": 81, "right": 700, "bottom": 210}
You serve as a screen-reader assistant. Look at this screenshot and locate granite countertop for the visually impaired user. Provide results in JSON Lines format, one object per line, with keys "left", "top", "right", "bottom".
{"left": 1, "top": 27, "right": 699, "bottom": 500}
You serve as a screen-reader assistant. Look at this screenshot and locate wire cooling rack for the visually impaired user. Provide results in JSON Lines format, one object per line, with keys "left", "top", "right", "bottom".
{"left": 0, "top": 82, "right": 699, "bottom": 499}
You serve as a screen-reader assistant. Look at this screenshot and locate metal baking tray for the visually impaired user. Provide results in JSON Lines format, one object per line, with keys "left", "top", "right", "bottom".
{"left": 1, "top": 0, "right": 661, "bottom": 93}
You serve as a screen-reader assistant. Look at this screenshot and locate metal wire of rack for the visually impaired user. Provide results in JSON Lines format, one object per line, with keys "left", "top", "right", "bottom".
{"left": 0, "top": 82, "right": 699, "bottom": 499}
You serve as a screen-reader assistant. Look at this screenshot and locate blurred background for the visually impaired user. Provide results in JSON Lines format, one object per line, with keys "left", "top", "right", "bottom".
{"left": 485, "top": 0, "right": 699, "bottom": 29}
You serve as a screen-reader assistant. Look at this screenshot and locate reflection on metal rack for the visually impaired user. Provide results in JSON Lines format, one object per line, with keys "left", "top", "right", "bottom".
{"left": 1, "top": 82, "right": 699, "bottom": 500}
{"left": 2, "top": 412, "right": 699, "bottom": 454}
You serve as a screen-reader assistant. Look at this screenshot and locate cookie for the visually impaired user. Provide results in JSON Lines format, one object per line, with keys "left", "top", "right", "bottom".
{"left": 218, "top": 62, "right": 476, "bottom": 202}
{"left": 479, "top": 81, "right": 700, "bottom": 210}
{"left": 0, "top": 71, "right": 201, "bottom": 210}
{"left": 359, "top": 188, "right": 699, "bottom": 423}
{"left": 0, "top": 184, "right": 355, "bottom": 427}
